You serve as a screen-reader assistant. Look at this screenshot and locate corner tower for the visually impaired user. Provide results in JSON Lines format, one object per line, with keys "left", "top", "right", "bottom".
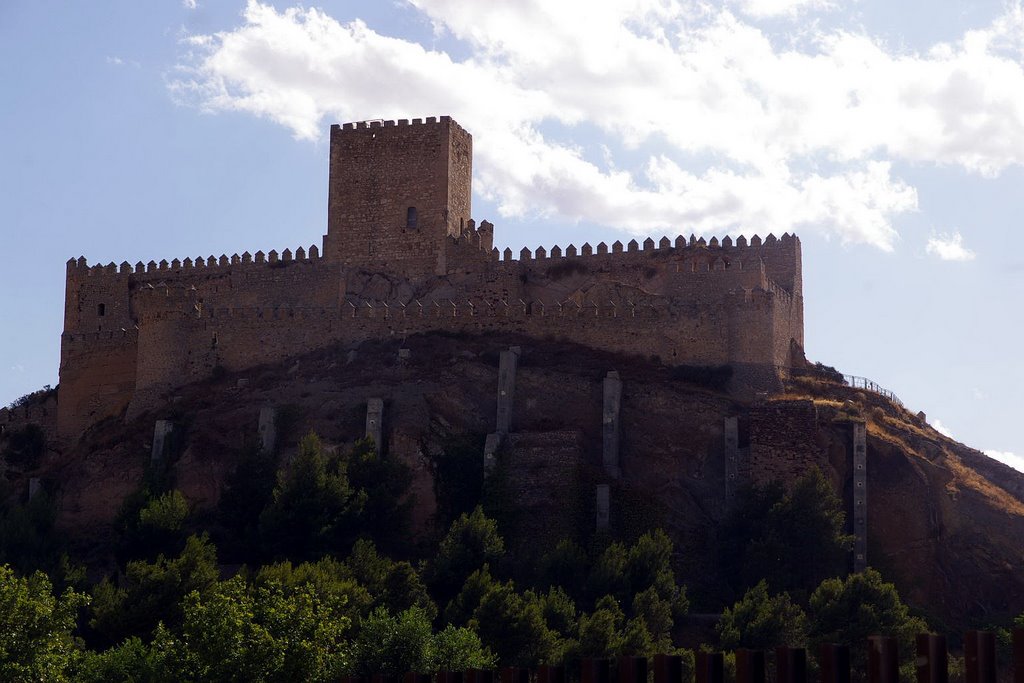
{"left": 323, "top": 116, "right": 472, "bottom": 276}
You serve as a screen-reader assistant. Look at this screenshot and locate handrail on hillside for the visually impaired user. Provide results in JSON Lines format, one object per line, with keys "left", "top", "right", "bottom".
{"left": 783, "top": 366, "right": 904, "bottom": 409}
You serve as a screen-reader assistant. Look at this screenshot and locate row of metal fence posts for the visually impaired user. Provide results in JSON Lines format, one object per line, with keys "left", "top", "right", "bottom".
{"left": 340, "top": 629, "right": 1024, "bottom": 683}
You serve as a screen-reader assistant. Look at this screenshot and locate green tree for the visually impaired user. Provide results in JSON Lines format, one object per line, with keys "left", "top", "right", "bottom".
{"left": 254, "top": 557, "right": 372, "bottom": 624}
{"left": 537, "top": 586, "right": 578, "bottom": 641}
{"left": 0, "top": 424, "right": 45, "bottom": 470}
{"left": 431, "top": 435, "right": 486, "bottom": 529}
{"left": 426, "top": 506, "right": 505, "bottom": 605}
{"left": 721, "top": 470, "right": 852, "bottom": 600}
{"left": 346, "top": 539, "right": 436, "bottom": 620}
{"left": 345, "top": 439, "right": 413, "bottom": 551}
{"left": 536, "top": 540, "right": 588, "bottom": 598}
{"left": 218, "top": 444, "right": 278, "bottom": 559}
{"left": 807, "top": 569, "right": 927, "bottom": 669}
{"left": 716, "top": 580, "right": 807, "bottom": 650}
{"left": 89, "top": 534, "right": 219, "bottom": 646}
{"left": 162, "top": 575, "right": 350, "bottom": 682}
{"left": 586, "top": 530, "right": 688, "bottom": 641}
{"left": 573, "top": 595, "right": 626, "bottom": 658}
{"left": 350, "top": 607, "right": 495, "bottom": 676}
{"left": 0, "top": 565, "right": 88, "bottom": 682}
{"left": 75, "top": 636, "right": 175, "bottom": 683}
{"left": 469, "top": 578, "right": 562, "bottom": 666}
{"left": 139, "top": 490, "right": 189, "bottom": 532}
{"left": 0, "top": 490, "right": 66, "bottom": 577}
{"left": 259, "top": 433, "right": 365, "bottom": 560}
{"left": 351, "top": 606, "right": 434, "bottom": 676}
{"left": 431, "top": 625, "right": 496, "bottom": 671}
{"left": 445, "top": 564, "right": 499, "bottom": 626}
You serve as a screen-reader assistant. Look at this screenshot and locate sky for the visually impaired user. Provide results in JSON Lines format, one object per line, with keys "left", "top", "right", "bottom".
{"left": 1, "top": 0, "right": 1021, "bottom": 472}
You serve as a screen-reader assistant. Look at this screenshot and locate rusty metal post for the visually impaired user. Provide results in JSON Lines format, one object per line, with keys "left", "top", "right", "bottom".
{"left": 654, "top": 655, "right": 684, "bottom": 683}
{"left": 965, "top": 631, "right": 996, "bottom": 683}
{"left": 819, "top": 644, "right": 850, "bottom": 683}
{"left": 581, "top": 660, "right": 610, "bottom": 683}
{"left": 915, "top": 634, "right": 948, "bottom": 683}
{"left": 1012, "top": 629, "right": 1024, "bottom": 683}
{"left": 868, "top": 637, "right": 899, "bottom": 683}
{"left": 536, "top": 666, "right": 564, "bottom": 683}
{"left": 736, "top": 649, "right": 766, "bottom": 683}
{"left": 696, "top": 652, "right": 724, "bottom": 683}
{"left": 777, "top": 647, "right": 808, "bottom": 683}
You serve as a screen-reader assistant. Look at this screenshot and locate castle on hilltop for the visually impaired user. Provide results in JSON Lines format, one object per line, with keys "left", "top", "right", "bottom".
{"left": 58, "top": 116, "right": 805, "bottom": 441}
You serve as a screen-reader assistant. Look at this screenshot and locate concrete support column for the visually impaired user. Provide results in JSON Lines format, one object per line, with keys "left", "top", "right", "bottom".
{"left": 853, "top": 421, "right": 867, "bottom": 572}
{"left": 258, "top": 406, "right": 277, "bottom": 454}
{"left": 485, "top": 346, "right": 520, "bottom": 477}
{"left": 151, "top": 420, "right": 174, "bottom": 463}
{"left": 496, "top": 346, "right": 520, "bottom": 434}
{"left": 483, "top": 433, "right": 502, "bottom": 475}
{"left": 724, "top": 417, "right": 739, "bottom": 504}
{"left": 365, "top": 398, "right": 384, "bottom": 451}
{"left": 602, "top": 371, "right": 622, "bottom": 478}
{"left": 596, "top": 484, "right": 610, "bottom": 531}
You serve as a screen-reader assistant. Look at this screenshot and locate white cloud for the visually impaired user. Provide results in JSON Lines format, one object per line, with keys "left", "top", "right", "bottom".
{"left": 171, "top": 1, "right": 1024, "bottom": 247}
{"left": 926, "top": 232, "right": 977, "bottom": 261}
{"left": 932, "top": 418, "right": 956, "bottom": 439}
{"left": 107, "top": 56, "right": 140, "bottom": 68}
{"left": 183, "top": 0, "right": 197, "bottom": 9}
{"left": 984, "top": 449, "right": 1024, "bottom": 473}
{"left": 10, "top": 365, "right": 24, "bottom": 373}
{"left": 737, "top": 0, "right": 835, "bottom": 19}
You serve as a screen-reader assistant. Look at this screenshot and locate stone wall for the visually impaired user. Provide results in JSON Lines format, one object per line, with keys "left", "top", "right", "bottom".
{"left": 57, "top": 116, "right": 805, "bottom": 442}
{"left": 748, "top": 399, "right": 823, "bottom": 484}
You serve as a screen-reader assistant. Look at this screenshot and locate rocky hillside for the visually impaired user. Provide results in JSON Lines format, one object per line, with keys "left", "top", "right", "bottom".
{"left": 5, "top": 332, "right": 1023, "bottom": 629}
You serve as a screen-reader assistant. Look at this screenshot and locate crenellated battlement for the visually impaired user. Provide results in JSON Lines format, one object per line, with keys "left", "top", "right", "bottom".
{"left": 336, "top": 115, "right": 467, "bottom": 134}
{"left": 58, "top": 115, "right": 804, "bottom": 441}
{"left": 489, "top": 232, "right": 796, "bottom": 264}
{"left": 66, "top": 243, "right": 323, "bottom": 279}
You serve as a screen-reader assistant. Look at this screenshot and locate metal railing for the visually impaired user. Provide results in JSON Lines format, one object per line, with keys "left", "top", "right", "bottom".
{"left": 784, "top": 367, "right": 904, "bottom": 409}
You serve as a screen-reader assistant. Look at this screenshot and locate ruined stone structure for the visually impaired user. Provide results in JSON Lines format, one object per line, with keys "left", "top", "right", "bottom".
{"left": 58, "top": 115, "right": 805, "bottom": 441}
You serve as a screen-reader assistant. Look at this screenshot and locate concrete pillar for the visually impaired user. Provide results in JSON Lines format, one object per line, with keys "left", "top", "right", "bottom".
{"left": 483, "top": 433, "right": 502, "bottom": 475}
{"left": 151, "top": 420, "right": 174, "bottom": 463}
{"left": 258, "top": 406, "right": 277, "bottom": 454}
{"left": 853, "top": 421, "right": 867, "bottom": 572}
{"left": 28, "top": 478, "right": 42, "bottom": 501}
{"left": 602, "top": 371, "right": 622, "bottom": 478}
{"left": 496, "top": 346, "right": 520, "bottom": 434}
{"left": 724, "top": 417, "right": 739, "bottom": 504}
{"left": 596, "top": 484, "right": 610, "bottom": 531}
{"left": 365, "top": 398, "right": 384, "bottom": 451}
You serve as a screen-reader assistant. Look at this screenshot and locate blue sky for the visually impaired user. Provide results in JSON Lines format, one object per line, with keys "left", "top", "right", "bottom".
{"left": 1, "top": 1, "right": 1021, "bottom": 471}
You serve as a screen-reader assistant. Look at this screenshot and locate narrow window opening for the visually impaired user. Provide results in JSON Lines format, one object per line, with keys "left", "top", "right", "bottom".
{"left": 97, "top": 303, "right": 106, "bottom": 317}
{"left": 406, "top": 206, "right": 418, "bottom": 229}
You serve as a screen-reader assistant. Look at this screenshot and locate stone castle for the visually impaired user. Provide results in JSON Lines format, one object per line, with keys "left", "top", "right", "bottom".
{"left": 58, "top": 115, "right": 805, "bottom": 441}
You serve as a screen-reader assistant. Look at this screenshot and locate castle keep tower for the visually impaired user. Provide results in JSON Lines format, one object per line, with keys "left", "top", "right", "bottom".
{"left": 323, "top": 116, "right": 472, "bottom": 276}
